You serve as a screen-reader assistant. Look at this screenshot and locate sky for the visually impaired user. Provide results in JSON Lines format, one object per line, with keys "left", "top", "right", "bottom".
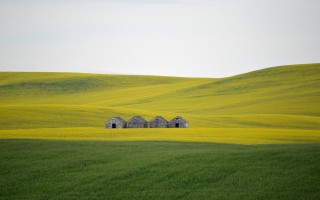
{"left": 0, "top": 0, "right": 319, "bottom": 78}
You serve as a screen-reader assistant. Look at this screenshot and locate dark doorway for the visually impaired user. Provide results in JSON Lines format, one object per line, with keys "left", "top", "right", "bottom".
{"left": 175, "top": 123, "right": 179, "bottom": 128}
{"left": 112, "top": 123, "right": 116, "bottom": 128}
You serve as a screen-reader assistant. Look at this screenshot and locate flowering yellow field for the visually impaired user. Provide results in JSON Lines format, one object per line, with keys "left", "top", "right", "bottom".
{"left": 0, "top": 63, "right": 319, "bottom": 144}
{"left": 1, "top": 127, "right": 319, "bottom": 145}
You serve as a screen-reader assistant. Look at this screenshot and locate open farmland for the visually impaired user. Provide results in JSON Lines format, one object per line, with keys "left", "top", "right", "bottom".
{"left": 0, "top": 64, "right": 320, "bottom": 199}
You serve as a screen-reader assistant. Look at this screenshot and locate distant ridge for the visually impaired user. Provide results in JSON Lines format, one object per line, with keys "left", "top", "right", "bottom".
{"left": 1, "top": 63, "right": 319, "bottom": 78}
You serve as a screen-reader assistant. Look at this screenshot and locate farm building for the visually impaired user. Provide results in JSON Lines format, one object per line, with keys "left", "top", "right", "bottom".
{"left": 127, "top": 116, "right": 148, "bottom": 128}
{"left": 105, "top": 116, "right": 127, "bottom": 129}
{"left": 169, "top": 116, "right": 189, "bottom": 128}
{"left": 149, "top": 116, "right": 168, "bottom": 128}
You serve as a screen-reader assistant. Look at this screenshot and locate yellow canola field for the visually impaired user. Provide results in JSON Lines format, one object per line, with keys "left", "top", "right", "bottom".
{"left": 1, "top": 127, "right": 319, "bottom": 145}
{"left": 0, "top": 63, "right": 319, "bottom": 144}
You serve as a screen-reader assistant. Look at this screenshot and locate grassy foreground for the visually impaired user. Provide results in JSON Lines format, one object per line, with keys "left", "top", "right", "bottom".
{"left": 1, "top": 140, "right": 319, "bottom": 200}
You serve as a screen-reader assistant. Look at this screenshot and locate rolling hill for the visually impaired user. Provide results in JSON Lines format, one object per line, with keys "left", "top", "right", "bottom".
{"left": 0, "top": 63, "right": 319, "bottom": 131}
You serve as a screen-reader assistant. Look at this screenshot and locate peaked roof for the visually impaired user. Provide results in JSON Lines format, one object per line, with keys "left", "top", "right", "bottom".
{"left": 127, "top": 116, "right": 147, "bottom": 123}
{"left": 107, "top": 116, "right": 126, "bottom": 123}
{"left": 170, "top": 116, "right": 189, "bottom": 123}
{"left": 150, "top": 116, "right": 168, "bottom": 122}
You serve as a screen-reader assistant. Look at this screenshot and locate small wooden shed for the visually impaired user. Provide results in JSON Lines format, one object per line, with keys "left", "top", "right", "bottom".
{"left": 169, "top": 116, "right": 189, "bottom": 128}
{"left": 149, "top": 116, "right": 168, "bottom": 128}
{"left": 127, "top": 116, "right": 148, "bottom": 128}
{"left": 105, "top": 116, "right": 127, "bottom": 129}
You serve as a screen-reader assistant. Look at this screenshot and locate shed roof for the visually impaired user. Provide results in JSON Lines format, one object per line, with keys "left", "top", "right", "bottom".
{"left": 127, "top": 116, "right": 147, "bottom": 123}
{"left": 108, "top": 116, "right": 126, "bottom": 123}
{"left": 170, "top": 116, "right": 189, "bottom": 123}
{"left": 150, "top": 116, "right": 168, "bottom": 122}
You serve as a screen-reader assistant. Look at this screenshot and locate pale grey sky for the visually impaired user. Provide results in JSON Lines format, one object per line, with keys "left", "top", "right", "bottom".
{"left": 0, "top": 0, "right": 319, "bottom": 77}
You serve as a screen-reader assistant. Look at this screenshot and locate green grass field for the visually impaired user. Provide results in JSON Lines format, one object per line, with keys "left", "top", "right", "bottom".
{"left": 1, "top": 140, "right": 319, "bottom": 200}
{"left": 0, "top": 63, "right": 320, "bottom": 199}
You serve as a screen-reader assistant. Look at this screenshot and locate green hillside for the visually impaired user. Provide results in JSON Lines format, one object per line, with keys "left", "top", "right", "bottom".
{"left": 0, "top": 63, "right": 319, "bottom": 131}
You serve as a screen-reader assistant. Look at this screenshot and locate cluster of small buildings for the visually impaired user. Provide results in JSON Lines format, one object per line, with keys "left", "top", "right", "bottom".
{"left": 105, "top": 116, "right": 189, "bottom": 128}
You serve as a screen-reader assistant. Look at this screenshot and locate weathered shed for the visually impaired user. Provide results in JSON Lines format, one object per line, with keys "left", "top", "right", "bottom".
{"left": 149, "top": 116, "right": 168, "bottom": 128}
{"left": 105, "top": 116, "right": 127, "bottom": 129}
{"left": 127, "top": 116, "right": 148, "bottom": 128}
{"left": 169, "top": 116, "right": 189, "bottom": 128}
